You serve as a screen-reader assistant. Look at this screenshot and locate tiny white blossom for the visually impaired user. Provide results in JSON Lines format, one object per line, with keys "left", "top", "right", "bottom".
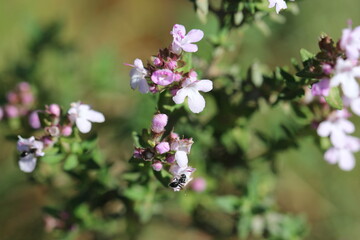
{"left": 172, "top": 72, "right": 213, "bottom": 113}
{"left": 170, "top": 138, "right": 193, "bottom": 168}
{"left": 17, "top": 136, "right": 45, "bottom": 173}
{"left": 330, "top": 58, "right": 360, "bottom": 99}
{"left": 268, "top": 0, "right": 288, "bottom": 14}
{"left": 68, "top": 102, "right": 105, "bottom": 133}
{"left": 129, "top": 59, "right": 149, "bottom": 94}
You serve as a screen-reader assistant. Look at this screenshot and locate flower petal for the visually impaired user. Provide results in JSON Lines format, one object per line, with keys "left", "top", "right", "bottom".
{"left": 185, "top": 29, "right": 204, "bottom": 43}
{"left": 324, "top": 148, "right": 338, "bottom": 165}
{"left": 188, "top": 90, "right": 206, "bottom": 113}
{"left": 351, "top": 98, "right": 360, "bottom": 116}
{"left": 138, "top": 79, "right": 150, "bottom": 93}
{"left": 317, "top": 121, "right": 333, "bottom": 137}
{"left": 175, "top": 150, "right": 188, "bottom": 168}
{"left": 181, "top": 43, "right": 198, "bottom": 52}
{"left": 86, "top": 110, "right": 105, "bottom": 123}
{"left": 341, "top": 77, "right": 359, "bottom": 99}
{"left": 338, "top": 149, "right": 356, "bottom": 171}
{"left": 195, "top": 80, "right": 213, "bottom": 92}
{"left": 173, "top": 89, "right": 188, "bottom": 104}
{"left": 19, "top": 154, "right": 37, "bottom": 173}
{"left": 76, "top": 118, "right": 92, "bottom": 133}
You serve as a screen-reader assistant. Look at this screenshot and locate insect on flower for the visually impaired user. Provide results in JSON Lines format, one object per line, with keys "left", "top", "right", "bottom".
{"left": 169, "top": 174, "right": 187, "bottom": 190}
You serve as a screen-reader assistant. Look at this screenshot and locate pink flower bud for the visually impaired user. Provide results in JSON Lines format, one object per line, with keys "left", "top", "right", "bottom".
{"left": 170, "top": 132, "right": 179, "bottom": 139}
{"left": 153, "top": 57, "right": 162, "bottom": 66}
{"left": 42, "top": 136, "right": 54, "bottom": 147}
{"left": 6, "top": 92, "right": 18, "bottom": 104}
{"left": 17, "top": 82, "right": 31, "bottom": 92}
{"left": 133, "top": 148, "right": 144, "bottom": 159}
{"left": 0, "top": 107, "right": 3, "bottom": 120}
{"left": 151, "top": 113, "right": 168, "bottom": 133}
{"left": 166, "top": 60, "right": 178, "bottom": 70}
{"left": 61, "top": 125, "right": 73, "bottom": 137}
{"left": 20, "top": 92, "right": 34, "bottom": 105}
{"left": 29, "top": 111, "right": 41, "bottom": 129}
{"left": 46, "top": 126, "right": 60, "bottom": 137}
{"left": 170, "top": 88, "right": 179, "bottom": 96}
{"left": 155, "top": 142, "right": 170, "bottom": 154}
{"left": 48, "top": 104, "right": 61, "bottom": 117}
{"left": 4, "top": 105, "right": 19, "bottom": 118}
{"left": 191, "top": 177, "right": 206, "bottom": 192}
{"left": 166, "top": 154, "right": 175, "bottom": 163}
{"left": 152, "top": 161, "right": 163, "bottom": 171}
{"left": 149, "top": 85, "right": 158, "bottom": 93}
{"left": 322, "top": 64, "right": 332, "bottom": 75}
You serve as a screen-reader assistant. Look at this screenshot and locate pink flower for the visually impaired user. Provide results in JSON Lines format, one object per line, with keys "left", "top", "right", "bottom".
{"left": 29, "top": 111, "right": 41, "bottom": 129}
{"left": 172, "top": 72, "right": 213, "bottom": 113}
{"left": 152, "top": 161, "right": 163, "bottom": 171}
{"left": 311, "top": 79, "right": 330, "bottom": 97}
{"left": 68, "top": 102, "right": 105, "bottom": 133}
{"left": 317, "top": 110, "right": 355, "bottom": 148}
{"left": 129, "top": 59, "right": 149, "bottom": 94}
{"left": 61, "top": 125, "right": 73, "bottom": 137}
{"left": 340, "top": 23, "right": 360, "bottom": 60}
{"left": 155, "top": 142, "right": 170, "bottom": 154}
{"left": 330, "top": 58, "right": 360, "bottom": 99}
{"left": 170, "top": 24, "right": 204, "bottom": 54}
{"left": 268, "top": 0, "right": 287, "bottom": 14}
{"left": 324, "top": 136, "right": 360, "bottom": 171}
{"left": 48, "top": 104, "right": 61, "bottom": 117}
{"left": 151, "top": 69, "right": 181, "bottom": 86}
{"left": 191, "top": 177, "right": 207, "bottom": 192}
{"left": 322, "top": 64, "right": 333, "bottom": 75}
{"left": 4, "top": 105, "right": 19, "bottom": 118}
{"left": 151, "top": 113, "right": 168, "bottom": 133}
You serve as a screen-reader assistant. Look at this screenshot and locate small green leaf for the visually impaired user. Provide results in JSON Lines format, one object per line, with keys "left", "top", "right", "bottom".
{"left": 299, "top": 48, "right": 315, "bottom": 62}
{"left": 63, "top": 154, "right": 79, "bottom": 170}
{"left": 324, "top": 87, "right": 343, "bottom": 110}
{"left": 153, "top": 170, "right": 171, "bottom": 188}
{"left": 123, "top": 185, "right": 147, "bottom": 201}
{"left": 42, "top": 154, "right": 65, "bottom": 164}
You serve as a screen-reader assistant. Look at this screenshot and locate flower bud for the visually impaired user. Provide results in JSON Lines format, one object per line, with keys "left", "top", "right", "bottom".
{"left": 0, "top": 107, "right": 3, "bottom": 120}
{"left": 61, "top": 125, "right": 73, "bottom": 137}
{"left": 166, "top": 154, "right": 175, "bottom": 163}
{"left": 6, "top": 92, "right": 18, "bottom": 104}
{"left": 46, "top": 126, "right": 60, "bottom": 137}
{"left": 191, "top": 177, "right": 206, "bottom": 192}
{"left": 4, "top": 105, "right": 19, "bottom": 118}
{"left": 153, "top": 57, "right": 162, "bottom": 66}
{"left": 48, "top": 104, "right": 61, "bottom": 117}
{"left": 151, "top": 113, "right": 168, "bottom": 133}
{"left": 167, "top": 60, "right": 178, "bottom": 70}
{"left": 42, "top": 136, "right": 54, "bottom": 147}
{"left": 155, "top": 142, "right": 170, "bottom": 154}
{"left": 17, "top": 82, "right": 31, "bottom": 92}
{"left": 20, "top": 92, "right": 34, "bottom": 105}
{"left": 322, "top": 64, "right": 332, "bottom": 75}
{"left": 152, "top": 161, "right": 163, "bottom": 171}
{"left": 29, "top": 111, "right": 41, "bottom": 129}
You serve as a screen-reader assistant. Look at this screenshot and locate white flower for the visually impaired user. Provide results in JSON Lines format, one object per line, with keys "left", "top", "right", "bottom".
{"left": 129, "top": 59, "right": 149, "bottom": 93}
{"left": 340, "top": 24, "right": 360, "bottom": 60}
{"left": 317, "top": 110, "right": 354, "bottom": 148}
{"left": 17, "top": 136, "right": 45, "bottom": 173}
{"left": 268, "top": 0, "right": 287, "bottom": 14}
{"left": 324, "top": 136, "right": 360, "bottom": 171}
{"left": 68, "top": 102, "right": 105, "bottom": 133}
{"left": 170, "top": 138, "right": 194, "bottom": 167}
{"left": 169, "top": 164, "right": 196, "bottom": 192}
{"left": 330, "top": 58, "right": 360, "bottom": 99}
{"left": 172, "top": 72, "right": 213, "bottom": 113}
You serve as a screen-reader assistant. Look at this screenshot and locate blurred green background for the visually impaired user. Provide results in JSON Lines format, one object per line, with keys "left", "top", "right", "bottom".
{"left": 1, "top": 0, "right": 360, "bottom": 239}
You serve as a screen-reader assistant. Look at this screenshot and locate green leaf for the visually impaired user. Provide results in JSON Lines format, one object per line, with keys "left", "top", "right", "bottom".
{"left": 63, "top": 154, "right": 79, "bottom": 170}
{"left": 324, "top": 87, "right": 343, "bottom": 110}
{"left": 153, "top": 170, "right": 171, "bottom": 188}
{"left": 299, "top": 48, "right": 314, "bottom": 62}
{"left": 216, "top": 195, "right": 240, "bottom": 214}
{"left": 123, "top": 185, "right": 147, "bottom": 201}
{"left": 41, "top": 153, "right": 65, "bottom": 164}
{"left": 195, "top": 0, "right": 208, "bottom": 23}
{"left": 251, "top": 61, "right": 263, "bottom": 87}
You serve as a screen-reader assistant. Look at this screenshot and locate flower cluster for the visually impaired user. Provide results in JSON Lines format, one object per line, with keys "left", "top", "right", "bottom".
{"left": 17, "top": 101, "right": 105, "bottom": 172}
{"left": 127, "top": 24, "right": 213, "bottom": 114}
{"left": 304, "top": 21, "right": 360, "bottom": 170}
{"left": 133, "top": 113, "right": 196, "bottom": 191}
{"left": 0, "top": 82, "right": 35, "bottom": 120}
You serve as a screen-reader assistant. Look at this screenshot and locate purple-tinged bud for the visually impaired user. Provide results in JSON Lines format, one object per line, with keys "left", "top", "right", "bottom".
{"left": 4, "top": 105, "right": 19, "bottom": 118}
{"left": 152, "top": 161, "right": 163, "bottom": 171}
{"left": 61, "top": 125, "right": 73, "bottom": 137}
{"left": 155, "top": 142, "right": 170, "bottom": 154}
{"left": 189, "top": 69, "right": 198, "bottom": 78}
{"left": 143, "top": 149, "right": 155, "bottom": 161}
{"left": 322, "top": 64, "right": 332, "bottom": 75}
{"left": 170, "top": 88, "right": 179, "bottom": 96}
{"left": 149, "top": 85, "right": 159, "bottom": 93}
{"left": 166, "top": 154, "right": 176, "bottom": 163}
{"left": 42, "top": 136, "right": 54, "bottom": 147}
{"left": 29, "top": 111, "right": 41, "bottom": 129}
{"left": 191, "top": 177, "right": 206, "bottom": 192}
{"left": 20, "top": 92, "right": 34, "bottom": 105}
{"left": 153, "top": 57, "right": 162, "bottom": 66}
{"left": 48, "top": 104, "right": 61, "bottom": 117}
{"left": 166, "top": 60, "right": 178, "bottom": 70}
{"left": 46, "top": 126, "right": 61, "bottom": 137}
{"left": 17, "top": 82, "right": 31, "bottom": 92}
{"left": 133, "top": 148, "right": 144, "bottom": 159}
{"left": 6, "top": 92, "right": 18, "bottom": 104}
{"left": 170, "top": 132, "right": 179, "bottom": 139}
{"left": 151, "top": 113, "right": 168, "bottom": 133}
